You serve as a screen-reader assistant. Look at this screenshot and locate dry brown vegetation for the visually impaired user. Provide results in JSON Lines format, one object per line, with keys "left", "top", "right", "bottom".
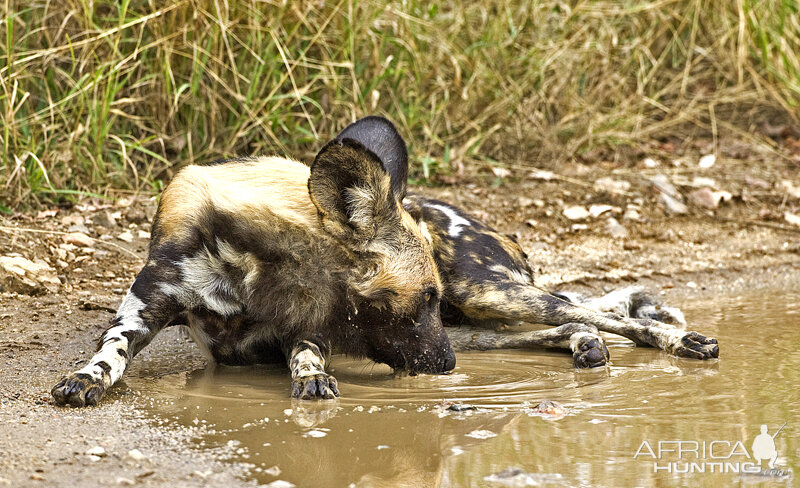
{"left": 1, "top": 0, "right": 799, "bottom": 209}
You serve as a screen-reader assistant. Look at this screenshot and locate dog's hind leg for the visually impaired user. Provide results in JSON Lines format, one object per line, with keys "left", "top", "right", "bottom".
{"left": 448, "top": 281, "right": 718, "bottom": 360}
{"left": 405, "top": 196, "right": 718, "bottom": 360}
{"left": 553, "top": 286, "right": 686, "bottom": 325}
{"left": 447, "top": 323, "right": 610, "bottom": 368}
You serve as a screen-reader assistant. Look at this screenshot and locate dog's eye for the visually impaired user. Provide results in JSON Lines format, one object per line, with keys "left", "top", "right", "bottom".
{"left": 423, "top": 291, "right": 433, "bottom": 302}
{"left": 422, "top": 287, "right": 437, "bottom": 304}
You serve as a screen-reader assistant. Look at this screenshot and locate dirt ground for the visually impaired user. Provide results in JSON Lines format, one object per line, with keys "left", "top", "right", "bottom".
{"left": 1, "top": 139, "right": 799, "bottom": 487}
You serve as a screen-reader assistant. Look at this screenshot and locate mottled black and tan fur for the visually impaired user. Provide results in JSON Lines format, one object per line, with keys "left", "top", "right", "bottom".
{"left": 338, "top": 117, "right": 717, "bottom": 367}
{"left": 51, "top": 116, "right": 718, "bottom": 407}
{"left": 52, "top": 130, "right": 455, "bottom": 406}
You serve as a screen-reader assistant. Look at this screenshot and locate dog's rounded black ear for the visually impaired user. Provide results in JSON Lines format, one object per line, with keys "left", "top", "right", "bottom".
{"left": 308, "top": 138, "right": 398, "bottom": 244}
{"left": 335, "top": 116, "right": 408, "bottom": 200}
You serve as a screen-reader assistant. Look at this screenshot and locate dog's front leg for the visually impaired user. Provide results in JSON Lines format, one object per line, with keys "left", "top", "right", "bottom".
{"left": 286, "top": 340, "right": 339, "bottom": 400}
{"left": 446, "top": 323, "right": 609, "bottom": 368}
{"left": 51, "top": 263, "right": 184, "bottom": 406}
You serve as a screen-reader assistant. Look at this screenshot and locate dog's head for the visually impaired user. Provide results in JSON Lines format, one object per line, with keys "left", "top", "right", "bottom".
{"left": 308, "top": 121, "right": 455, "bottom": 375}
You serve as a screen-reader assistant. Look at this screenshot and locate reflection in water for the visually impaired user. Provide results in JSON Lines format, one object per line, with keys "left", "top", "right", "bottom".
{"left": 131, "top": 292, "right": 800, "bottom": 487}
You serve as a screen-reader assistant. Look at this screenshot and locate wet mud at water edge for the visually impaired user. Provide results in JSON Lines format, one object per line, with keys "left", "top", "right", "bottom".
{"left": 122, "top": 291, "right": 800, "bottom": 488}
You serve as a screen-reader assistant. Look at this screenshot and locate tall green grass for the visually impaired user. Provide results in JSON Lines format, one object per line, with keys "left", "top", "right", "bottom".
{"left": 1, "top": 0, "right": 798, "bottom": 208}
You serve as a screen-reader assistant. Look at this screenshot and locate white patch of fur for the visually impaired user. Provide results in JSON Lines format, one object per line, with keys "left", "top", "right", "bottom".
{"left": 74, "top": 291, "right": 146, "bottom": 386}
{"left": 159, "top": 246, "right": 246, "bottom": 317}
{"left": 426, "top": 203, "right": 471, "bottom": 237}
{"left": 585, "top": 286, "right": 642, "bottom": 315}
{"left": 291, "top": 348, "right": 325, "bottom": 379}
{"left": 489, "top": 265, "right": 531, "bottom": 285}
{"left": 215, "top": 239, "right": 260, "bottom": 293}
{"left": 418, "top": 221, "right": 434, "bottom": 246}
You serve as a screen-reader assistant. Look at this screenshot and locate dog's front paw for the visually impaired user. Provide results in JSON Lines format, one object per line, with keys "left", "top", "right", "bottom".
{"left": 291, "top": 373, "right": 339, "bottom": 400}
{"left": 665, "top": 331, "right": 719, "bottom": 359}
{"left": 572, "top": 334, "right": 610, "bottom": 368}
{"left": 51, "top": 373, "right": 106, "bottom": 407}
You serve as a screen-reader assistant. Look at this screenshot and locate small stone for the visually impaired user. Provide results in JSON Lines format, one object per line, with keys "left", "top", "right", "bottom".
{"left": 465, "top": 429, "right": 497, "bottom": 439}
{"left": 779, "top": 180, "right": 800, "bottom": 199}
{"left": 127, "top": 449, "right": 146, "bottom": 462}
{"left": 525, "top": 219, "right": 538, "bottom": 228}
{"left": 744, "top": 175, "right": 770, "bottom": 190}
{"left": 623, "top": 207, "right": 642, "bottom": 222}
{"left": 688, "top": 188, "right": 731, "bottom": 209}
{"left": 67, "top": 224, "right": 91, "bottom": 235}
{"left": 529, "top": 169, "right": 555, "bottom": 180}
{"left": 785, "top": 212, "right": 800, "bottom": 227}
{"left": 490, "top": 166, "right": 511, "bottom": 178}
{"left": 61, "top": 215, "right": 85, "bottom": 226}
{"left": 642, "top": 157, "right": 659, "bottom": 168}
{"left": 93, "top": 210, "right": 117, "bottom": 229}
{"left": 517, "top": 197, "right": 535, "bottom": 207}
{"left": 447, "top": 403, "right": 477, "bottom": 412}
{"left": 0, "top": 256, "right": 60, "bottom": 294}
{"left": 659, "top": 193, "right": 688, "bottom": 215}
{"left": 264, "top": 466, "right": 281, "bottom": 476}
{"left": 698, "top": 154, "right": 716, "bottom": 168}
{"left": 264, "top": 481, "right": 295, "bottom": 488}
{"left": 137, "top": 230, "right": 151, "bottom": 240}
{"left": 117, "top": 231, "right": 134, "bottom": 243}
{"left": 563, "top": 205, "right": 590, "bottom": 220}
{"left": 86, "top": 446, "right": 106, "bottom": 457}
{"left": 125, "top": 207, "right": 148, "bottom": 224}
{"left": 62, "top": 232, "right": 94, "bottom": 248}
{"left": 589, "top": 204, "right": 614, "bottom": 218}
{"left": 651, "top": 174, "right": 681, "bottom": 200}
{"left": 690, "top": 176, "right": 716, "bottom": 188}
{"left": 688, "top": 188, "right": 718, "bottom": 209}
{"left": 30, "top": 474, "right": 45, "bottom": 481}
{"left": 528, "top": 400, "right": 566, "bottom": 417}
{"left": 623, "top": 241, "right": 642, "bottom": 251}
{"left": 594, "top": 177, "right": 631, "bottom": 194}
{"left": 116, "top": 477, "right": 135, "bottom": 486}
{"left": 606, "top": 218, "right": 628, "bottom": 239}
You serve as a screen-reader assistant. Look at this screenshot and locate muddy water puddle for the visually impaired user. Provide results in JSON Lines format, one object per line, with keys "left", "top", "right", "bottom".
{"left": 129, "top": 292, "right": 800, "bottom": 487}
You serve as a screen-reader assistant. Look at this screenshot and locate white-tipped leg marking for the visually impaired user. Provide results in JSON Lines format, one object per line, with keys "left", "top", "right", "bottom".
{"left": 289, "top": 341, "right": 339, "bottom": 400}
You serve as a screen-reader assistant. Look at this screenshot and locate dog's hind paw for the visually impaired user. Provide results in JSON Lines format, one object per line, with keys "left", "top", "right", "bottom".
{"left": 665, "top": 331, "right": 719, "bottom": 359}
{"left": 572, "top": 333, "right": 610, "bottom": 368}
{"left": 291, "top": 373, "right": 339, "bottom": 400}
{"left": 51, "top": 373, "right": 106, "bottom": 407}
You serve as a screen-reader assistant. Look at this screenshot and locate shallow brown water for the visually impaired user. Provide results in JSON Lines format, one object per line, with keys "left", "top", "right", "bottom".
{"left": 132, "top": 292, "right": 800, "bottom": 487}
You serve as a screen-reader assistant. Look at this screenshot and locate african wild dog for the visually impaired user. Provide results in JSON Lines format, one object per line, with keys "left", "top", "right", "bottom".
{"left": 52, "top": 129, "right": 455, "bottom": 406}
{"left": 51, "top": 117, "right": 718, "bottom": 407}
{"left": 337, "top": 116, "right": 718, "bottom": 366}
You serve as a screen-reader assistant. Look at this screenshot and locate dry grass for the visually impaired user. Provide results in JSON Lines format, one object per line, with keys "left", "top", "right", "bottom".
{"left": 1, "top": 0, "right": 798, "bottom": 209}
